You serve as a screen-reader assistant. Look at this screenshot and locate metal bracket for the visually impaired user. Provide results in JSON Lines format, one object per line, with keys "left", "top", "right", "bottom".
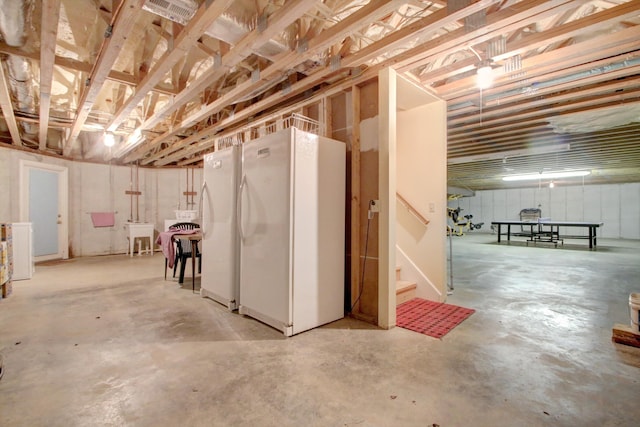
{"left": 297, "top": 37, "right": 308, "bottom": 54}
{"left": 282, "top": 79, "right": 291, "bottom": 95}
{"left": 257, "top": 13, "right": 267, "bottom": 33}
{"left": 330, "top": 55, "right": 341, "bottom": 71}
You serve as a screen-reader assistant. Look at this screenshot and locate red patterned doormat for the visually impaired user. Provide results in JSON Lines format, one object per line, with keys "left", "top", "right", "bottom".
{"left": 396, "top": 298, "right": 475, "bottom": 338}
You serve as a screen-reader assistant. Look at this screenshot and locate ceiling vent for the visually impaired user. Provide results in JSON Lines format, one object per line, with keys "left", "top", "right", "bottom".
{"left": 142, "top": 0, "right": 197, "bottom": 26}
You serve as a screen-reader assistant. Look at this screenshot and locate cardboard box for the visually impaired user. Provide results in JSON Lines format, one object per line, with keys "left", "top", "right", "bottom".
{"left": 1, "top": 281, "right": 12, "bottom": 298}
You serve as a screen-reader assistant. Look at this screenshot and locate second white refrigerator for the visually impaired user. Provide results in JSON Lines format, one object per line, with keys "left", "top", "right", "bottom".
{"left": 238, "top": 127, "right": 345, "bottom": 336}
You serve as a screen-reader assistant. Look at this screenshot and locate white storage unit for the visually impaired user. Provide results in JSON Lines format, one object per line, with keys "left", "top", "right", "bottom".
{"left": 238, "top": 127, "right": 346, "bottom": 336}
{"left": 200, "top": 145, "right": 241, "bottom": 310}
{"left": 12, "top": 222, "right": 33, "bottom": 280}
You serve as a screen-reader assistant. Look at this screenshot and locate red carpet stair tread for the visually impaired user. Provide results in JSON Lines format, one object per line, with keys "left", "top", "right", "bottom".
{"left": 396, "top": 298, "right": 475, "bottom": 338}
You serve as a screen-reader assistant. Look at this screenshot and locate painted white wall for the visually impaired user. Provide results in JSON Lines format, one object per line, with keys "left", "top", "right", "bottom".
{"left": 396, "top": 101, "right": 447, "bottom": 302}
{"left": 0, "top": 146, "right": 202, "bottom": 257}
{"left": 448, "top": 182, "right": 640, "bottom": 239}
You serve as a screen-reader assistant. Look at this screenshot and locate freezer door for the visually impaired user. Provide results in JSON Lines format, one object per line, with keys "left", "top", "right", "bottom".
{"left": 239, "top": 131, "right": 292, "bottom": 330}
{"left": 201, "top": 146, "right": 240, "bottom": 309}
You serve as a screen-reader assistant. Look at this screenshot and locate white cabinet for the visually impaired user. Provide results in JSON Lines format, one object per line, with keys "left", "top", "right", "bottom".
{"left": 12, "top": 222, "right": 34, "bottom": 280}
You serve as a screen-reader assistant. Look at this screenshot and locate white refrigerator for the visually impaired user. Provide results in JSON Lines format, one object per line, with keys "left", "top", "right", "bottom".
{"left": 238, "top": 127, "right": 345, "bottom": 336}
{"left": 200, "top": 145, "right": 241, "bottom": 310}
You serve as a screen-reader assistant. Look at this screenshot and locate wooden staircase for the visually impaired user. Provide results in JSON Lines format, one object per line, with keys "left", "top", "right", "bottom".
{"left": 396, "top": 266, "right": 417, "bottom": 305}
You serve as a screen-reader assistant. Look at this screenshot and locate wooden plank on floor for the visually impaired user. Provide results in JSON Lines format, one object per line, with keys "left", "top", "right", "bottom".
{"left": 612, "top": 323, "right": 640, "bottom": 348}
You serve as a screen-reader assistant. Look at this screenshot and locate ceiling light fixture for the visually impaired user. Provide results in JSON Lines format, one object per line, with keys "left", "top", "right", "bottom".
{"left": 103, "top": 132, "right": 115, "bottom": 147}
{"left": 502, "top": 170, "right": 590, "bottom": 181}
{"left": 549, "top": 181, "right": 555, "bottom": 188}
{"left": 476, "top": 61, "right": 493, "bottom": 89}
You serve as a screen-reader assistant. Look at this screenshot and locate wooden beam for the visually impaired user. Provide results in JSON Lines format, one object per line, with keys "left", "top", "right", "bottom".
{"left": 448, "top": 49, "right": 640, "bottom": 113}
{"left": 491, "top": 0, "right": 640, "bottom": 63}
{"left": 451, "top": 63, "right": 640, "bottom": 119}
{"left": 117, "top": 0, "right": 320, "bottom": 161}
{"left": 392, "top": 0, "right": 583, "bottom": 73}
{"left": 322, "top": 96, "right": 332, "bottom": 137}
{"left": 39, "top": 0, "right": 62, "bottom": 150}
{"left": 64, "top": 0, "right": 145, "bottom": 155}
{"left": 0, "top": 63, "right": 22, "bottom": 146}
{"left": 449, "top": 90, "right": 640, "bottom": 136}
{"left": 153, "top": 67, "right": 359, "bottom": 166}
{"left": 440, "top": 25, "right": 640, "bottom": 100}
{"left": 140, "top": 0, "right": 319, "bottom": 134}
{"left": 121, "top": 0, "right": 396, "bottom": 162}
{"left": 418, "top": 0, "right": 639, "bottom": 86}
{"left": 106, "top": 0, "right": 235, "bottom": 132}
{"left": 453, "top": 76, "right": 640, "bottom": 125}
{"left": 344, "top": 0, "right": 499, "bottom": 66}
{"left": 351, "top": 85, "right": 361, "bottom": 314}
{"left": 0, "top": 42, "right": 177, "bottom": 96}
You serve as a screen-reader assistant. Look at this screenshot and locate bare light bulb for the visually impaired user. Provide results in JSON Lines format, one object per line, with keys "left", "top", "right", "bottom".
{"left": 104, "top": 133, "right": 115, "bottom": 147}
{"left": 476, "top": 65, "right": 493, "bottom": 89}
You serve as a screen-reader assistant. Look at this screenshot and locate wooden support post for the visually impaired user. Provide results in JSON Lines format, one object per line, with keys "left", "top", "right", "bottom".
{"left": 323, "top": 96, "right": 333, "bottom": 138}
{"left": 351, "top": 85, "right": 361, "bottom": 313}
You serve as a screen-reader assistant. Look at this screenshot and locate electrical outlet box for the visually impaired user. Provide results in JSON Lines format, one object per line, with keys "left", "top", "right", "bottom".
{"left": 369, "top": 199, "right": 380, "bottom": 212}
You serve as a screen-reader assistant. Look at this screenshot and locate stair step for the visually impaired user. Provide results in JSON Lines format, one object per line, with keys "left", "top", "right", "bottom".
{"left": 396, "top": 266, "right": 401, "bottom": 281}
{"left": 396, "top": 280, "right": 417, "bottom": 305}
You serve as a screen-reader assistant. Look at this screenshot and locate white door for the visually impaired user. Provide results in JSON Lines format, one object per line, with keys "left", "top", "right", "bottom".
{"left": 239, "top": 130, "right": 292, "bottom": 327}
{"left": 201, "top": 146, "right": 240, "bottom": 309}
{"left": 19, "top": 161, "right": 69, "bottom": 261}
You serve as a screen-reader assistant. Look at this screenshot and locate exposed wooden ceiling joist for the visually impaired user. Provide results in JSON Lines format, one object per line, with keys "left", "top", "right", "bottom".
{"left": 0, "top": 0, "right": 638, "bottom": 190}
{"left": 106, "top": 0, "right": 236, "bottom": 133}
{"left": 63, "top": 0, "right": 145, "bottom": 155}
{"left": 0, "top": 62, "right": 22, "bottom": 146}
{"left": 38, "top": 0, "right": 61, "bottom": 150}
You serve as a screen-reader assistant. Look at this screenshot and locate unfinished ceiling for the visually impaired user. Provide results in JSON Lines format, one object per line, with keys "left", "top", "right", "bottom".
{"left": 0, "top": 0, "right": 639, "bottom": 191}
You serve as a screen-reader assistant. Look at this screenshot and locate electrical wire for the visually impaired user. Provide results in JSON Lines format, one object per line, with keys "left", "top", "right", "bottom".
{"left": 350, "top": 206, "right": 372, "bottom": 313}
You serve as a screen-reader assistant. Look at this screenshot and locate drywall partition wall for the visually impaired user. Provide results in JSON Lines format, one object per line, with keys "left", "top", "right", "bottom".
{"left": 396, "top": 93, "right": 447, "bottom": 303}
{"left": 448, "top": 182, "right": 640, "bottom": 239}
{"left": 377, "top": 68, "right": 448, "bottom": 328}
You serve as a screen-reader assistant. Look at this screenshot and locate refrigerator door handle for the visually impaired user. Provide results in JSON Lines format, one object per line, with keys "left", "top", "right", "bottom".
{"left": 200, "top": 181, "right": 208, "bottom": 237}
{"left": 237, "top": 173, "right": 246, "bottom": 240}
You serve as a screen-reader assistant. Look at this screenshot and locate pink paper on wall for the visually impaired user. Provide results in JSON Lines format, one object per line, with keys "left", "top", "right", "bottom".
{"left": 90, "top": 212, "right": 115, "bottom": 227}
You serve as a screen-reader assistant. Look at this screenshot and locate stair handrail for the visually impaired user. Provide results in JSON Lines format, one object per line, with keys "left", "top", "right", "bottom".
{"left": 396, "top": 192, "right": 430, "bottom": 226}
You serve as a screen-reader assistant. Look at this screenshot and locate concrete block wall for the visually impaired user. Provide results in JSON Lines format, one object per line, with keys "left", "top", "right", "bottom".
{"left": 448, "top": 182, "right": 640, "bottom": 239}
{"left": 0, "top": 146, "right": 202, "bottom": 257}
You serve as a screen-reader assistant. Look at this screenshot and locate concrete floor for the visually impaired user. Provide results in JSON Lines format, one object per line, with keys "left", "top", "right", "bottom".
{"left": 1, "top": 234, "right": 639, "bottom": 426}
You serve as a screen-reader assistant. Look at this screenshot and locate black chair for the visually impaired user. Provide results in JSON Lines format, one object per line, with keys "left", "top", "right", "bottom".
{"left": 165, "top": 222, "right": 201, "bottom": 283}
